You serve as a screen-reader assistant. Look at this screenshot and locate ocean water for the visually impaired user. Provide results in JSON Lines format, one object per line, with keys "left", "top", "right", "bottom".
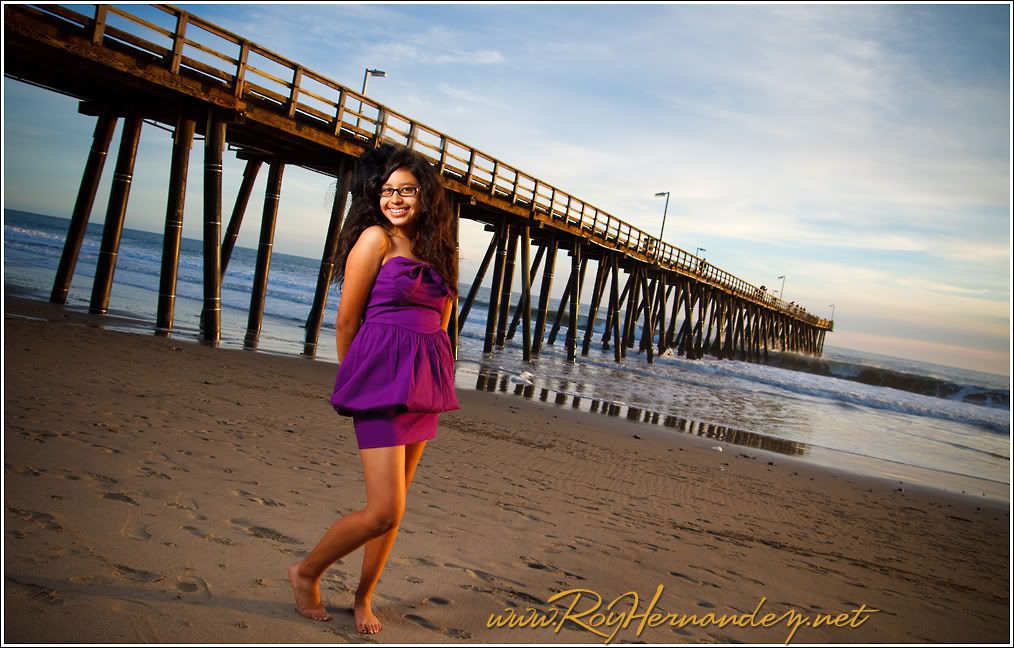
{"left": 4, "top": 210, "right": 1010, "bottom": 500}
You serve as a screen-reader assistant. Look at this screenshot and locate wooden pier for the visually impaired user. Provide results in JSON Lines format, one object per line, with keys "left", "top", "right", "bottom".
{"left": 4, "top": 3, "right": 834, "bottom": 365}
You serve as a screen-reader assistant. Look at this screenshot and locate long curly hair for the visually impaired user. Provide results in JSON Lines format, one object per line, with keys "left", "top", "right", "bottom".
{"left": 331, "top": 144, "right": 458, "bottom": 293}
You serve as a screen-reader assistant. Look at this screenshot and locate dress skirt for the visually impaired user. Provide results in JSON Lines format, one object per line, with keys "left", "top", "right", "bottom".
{"left": 353, "top": 411, "right": 439, "bottom": 450}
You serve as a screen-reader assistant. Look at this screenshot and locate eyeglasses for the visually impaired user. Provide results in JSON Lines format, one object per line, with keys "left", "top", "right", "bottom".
{"left": 380, "top": 186, "right": 420, "bottom": 197}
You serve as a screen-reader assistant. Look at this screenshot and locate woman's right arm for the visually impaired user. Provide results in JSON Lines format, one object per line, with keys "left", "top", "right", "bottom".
{"left": 335, "top": 226, "right": 388, "bottom": 363}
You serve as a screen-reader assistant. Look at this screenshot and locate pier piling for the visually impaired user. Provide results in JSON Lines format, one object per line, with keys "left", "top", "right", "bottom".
{"left": 155, "top": 114, "right": 196, "bottom": 335}
{"left": 89, "top": 111, "right": 143, "bottom": 315}
{"left": 51, "top": 111, "right": 117, "bottom": 305}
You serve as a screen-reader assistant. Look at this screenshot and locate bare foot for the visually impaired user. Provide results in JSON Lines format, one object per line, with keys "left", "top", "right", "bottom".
{"left": 354, "top": 596, "right": 382, "bottom": 634}
{"left": 288, "top": 562, "right": 333, "bottom": 622}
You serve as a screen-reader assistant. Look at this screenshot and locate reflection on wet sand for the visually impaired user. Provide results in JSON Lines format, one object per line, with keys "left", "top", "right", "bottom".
{"left": 473, "top": 368, "right": 808, "bottom": 457}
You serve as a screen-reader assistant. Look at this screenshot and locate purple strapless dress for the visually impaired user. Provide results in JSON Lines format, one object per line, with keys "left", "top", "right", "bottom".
{"left": 330, "top": 256, "right": 459, "bottom": 449}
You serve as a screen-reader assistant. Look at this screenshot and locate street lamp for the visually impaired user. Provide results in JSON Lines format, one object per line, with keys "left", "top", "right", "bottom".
{"left": 695, "top": 247, "right": 706, "bottom": 257}
{"left": 828, "top": 304, "right": 836, "bottom": 320}
{"left": 777, "top": 275, "right": 786, "bottom": 300}
{"left": 654, "top": 191, "right": 670, "bottom": 241}
{"left": 357, "top": 68, "right": 387, "bottom": 131}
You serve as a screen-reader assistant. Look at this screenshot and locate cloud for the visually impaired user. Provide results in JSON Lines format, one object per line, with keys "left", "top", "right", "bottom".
{"left": 432, "top": 49, "right": 504, "bottom": 65}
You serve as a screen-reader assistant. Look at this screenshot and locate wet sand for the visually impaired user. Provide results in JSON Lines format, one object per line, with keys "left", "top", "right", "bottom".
{"left": 3, "top": 296, "right": 1009, "bottom": 643}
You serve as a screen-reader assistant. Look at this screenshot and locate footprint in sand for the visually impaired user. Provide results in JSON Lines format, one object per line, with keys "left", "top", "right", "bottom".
{"left": 11, "top": 465, "right": 47, "bottom": 477}
{"left": 462, "top": 568, "right": 496, "bottom": 583}
{"left": 90, "top": 443, "right": 122, "bottom": 455}
{"left": 103, "top": 492, "right": 140, "bottom": 506}
{"left": 230, "top": 489, "right": 286, "bottom": 507}
{"left": 113, "top": 563, "right": 165, "bottom": 583}
{"left": 175, "top": 576, "right": 212, "bottom": 601}
{"left": 70, "top": 574, "right": 114, "bottom": 586}
{"left": 83, "top": 471, "right": 119, "bottom": 484}
{"left": 520, "top": 557, "right": 585, "bottom": 582}
{"left": 166, "top": 496, "right": 206, "bottom": 521}
{"left": 8, "top": 508, "right": 62, "bottom": 532}
{"left": 543, "top": 542, "right": 578, "bottom": 555}
{"left": 229, "top": 519, "right": 301, "bottom": 545}
{"left": 121, "top": 514, "right": 152, "bottom": 541}
{"left": 137, "top": 465, "right": 172, "bottom": 480}
{"left": 495, "top": 586, "right": 546, "bottom": 606}
{"left": 669, "top": 571, "right": 701, "bottom": 585}
{"left": 403, "top": 613, "right": 471, "bottom": 640}
{"left": 8, "top": 577, "right": 63, "bottom": 606}
{"left": 182, "top": 525, "right": 237, "bottom": 546}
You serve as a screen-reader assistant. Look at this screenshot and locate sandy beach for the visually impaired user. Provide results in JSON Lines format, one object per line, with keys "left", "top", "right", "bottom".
{"left": 3, "top": 295, "right": 1009, "bottom": 644}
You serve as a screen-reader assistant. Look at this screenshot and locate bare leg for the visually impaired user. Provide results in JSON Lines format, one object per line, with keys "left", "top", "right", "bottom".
{"left": 288, "top": 446, "right": 408, "bottom": 622}
{"left": 354, "top": 440, "right": 428, "bottom": 633}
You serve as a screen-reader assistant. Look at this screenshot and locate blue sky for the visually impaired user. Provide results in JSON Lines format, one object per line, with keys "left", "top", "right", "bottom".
{"left": 3, "top": 3, "right": 1010, "bottom": 375}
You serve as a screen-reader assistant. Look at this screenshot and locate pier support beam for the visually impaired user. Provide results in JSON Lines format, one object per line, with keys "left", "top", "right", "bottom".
{"left": 639, "top": 268, "right": 654, "bottom": 364}
{"left": 608, "top": 255, "right": 622, "bottom": 362}
{"left": 201, "top": 111, "right": 226, "bottom": 343}
{"left": 581, "top": 258, "right": 608, "bottom": 356}
{"left": 89, "top": 111, "right": 143, "bottom": 315}
{"left": 458, "top": 223, "right": 498, "bottom": 332}
{"left": 303, "top": 158, "right": 353, "bottom": 357}
{"left": 532, "top": 234, "right": 558, "bottom": 355}
{"left": 666, "top": 279, "right": 684, "bottom": 350}
{"left": 602, "top": 260, "right": 632, "bottom": 350}
{"left": 566, "top": 242, "right": 582, "bottom": 362}
{"left": 518, "top": 225, "right": 533, "bottom": 361}
{"left": 655, "top": 273, "right": 668, "bottom": 355}
{"left": 507, "top": 243, "right": 546, "bottom": 342}
{"left": 221, "top": 159, "right": 263, "bottom": 276}
{"left": 51, "top": 111, "right": 117, "bottom": 305}
{"left": 621, "top": 265, "right": 639, "bottom": 354}
{"left": 155, "top": 114, "right": 196, "bottom": 336}
{"left": 495, "top": 223, "right": 519, "bottom": 348}
{"left": 483, "top": 219, "right": 508, "bottom": 353}
{"left": 548, "top": 254, "right": 586, "bottom": 346}
{"left": 244, "top": 156, "right": 284, "bottom": 348}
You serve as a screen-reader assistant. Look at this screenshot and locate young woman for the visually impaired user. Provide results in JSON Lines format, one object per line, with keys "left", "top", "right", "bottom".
{"left": 288, "top": 144, "right": 459, "bottom": 634}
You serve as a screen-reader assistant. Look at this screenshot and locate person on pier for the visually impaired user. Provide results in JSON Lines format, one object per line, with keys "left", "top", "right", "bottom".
{"left": 288, "top": 144, "right": 459, "bottom": 634}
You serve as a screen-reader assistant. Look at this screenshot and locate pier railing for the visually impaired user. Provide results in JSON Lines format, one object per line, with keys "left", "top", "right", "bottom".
{"left": 15, "top": 3, "right": 831, "bottom": 329}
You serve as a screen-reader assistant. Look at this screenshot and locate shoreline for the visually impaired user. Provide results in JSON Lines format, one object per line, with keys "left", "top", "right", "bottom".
{"left": 4, "top": 295, "right": 1010, "bottom": 643}
{"left": 7, "top": 287, "right": 1008, "bottom": 504}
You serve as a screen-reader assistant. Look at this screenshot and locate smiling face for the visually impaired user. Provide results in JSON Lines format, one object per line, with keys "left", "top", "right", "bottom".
{"left": 379, "top": 168, "right": 421, "bottom": 236}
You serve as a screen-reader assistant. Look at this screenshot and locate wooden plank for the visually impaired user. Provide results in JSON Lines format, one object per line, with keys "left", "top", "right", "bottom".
{"left": 179, "top": 55, "right": 232, "bottom": 85}
{"left": 101, "top": 23, "right": 170, "bottom": 58}
{"left": 108, "top": 6, "right": 174, "bottom": 39}
{"left": 245, "top": 63, "right": 291, "bottom": 90}
{"left": 180, "top": 34, "right": 236, "bottom": 65}
{"left": 169, "top": 13, "right": 187, "bottom": 74}
{"left": 23, "top": 4, "right": 90, "bottom": 29}
{"left": 233, "top": 41, "right": 249, "bottom": 97}
{"left": 91, "top": 5, "right": 108, "bottom": 44}
{"left": 287, "top": 65, "right": 302, "bottom": 118}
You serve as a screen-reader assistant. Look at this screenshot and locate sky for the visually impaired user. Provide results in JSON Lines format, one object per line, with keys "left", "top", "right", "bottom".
{"left": 2, "top": 2, "right": 1011, "bottom": 376}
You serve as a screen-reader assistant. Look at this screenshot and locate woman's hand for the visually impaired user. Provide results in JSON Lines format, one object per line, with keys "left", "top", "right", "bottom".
{"left": 335, "top": 226, "right": 388, "bottom": 362}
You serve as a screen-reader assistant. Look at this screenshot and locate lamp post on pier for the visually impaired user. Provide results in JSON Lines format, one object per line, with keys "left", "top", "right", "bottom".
{"left": 357, "top": 67, "right": 386, "bottom": 132}
{"left": 695, "top": 247, "right": 706, "bottom": 257}
{"left": 777, "top": 275, "right": 786, "bottom": 300}
{"left": 654, "top": 191, "right": 670, "bottom": 241}
{"left": 828, "top": 304, "right": 836, "bottom": 320}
